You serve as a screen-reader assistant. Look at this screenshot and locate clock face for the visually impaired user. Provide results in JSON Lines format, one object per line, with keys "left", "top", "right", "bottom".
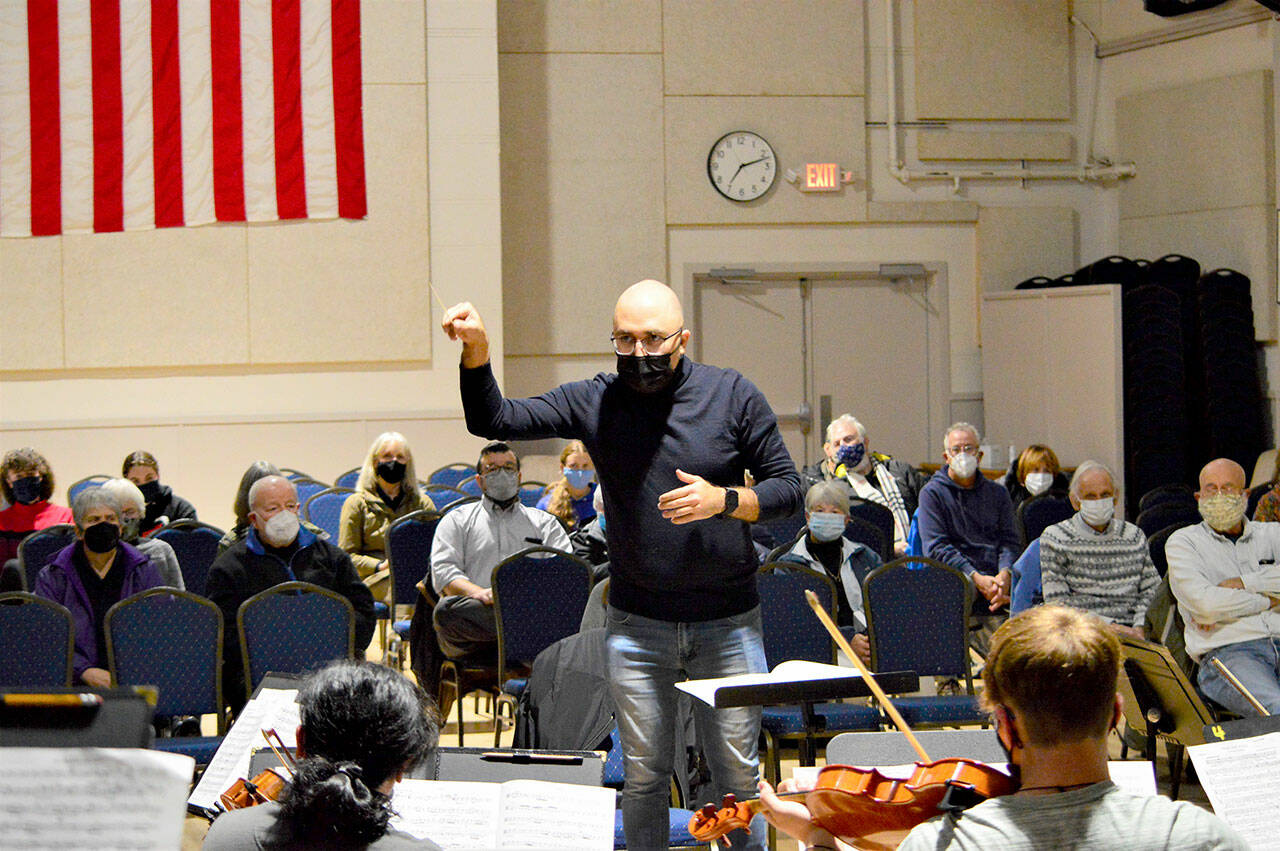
{"left": 707, "top": 131, "right": 776, "bottom": 202}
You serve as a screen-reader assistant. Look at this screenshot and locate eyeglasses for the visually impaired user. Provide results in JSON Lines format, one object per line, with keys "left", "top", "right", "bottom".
{"left": 481, "top": 464, "right": 518, "bottom": 475}
{"left": 610, "top": 329, "right": 683, "bottom": 356}
{"left": 947, "top": 445, "right": 979, "bottom": 456}
{"left": 1202, "top": 484, "right": 1243, "bottom": 497}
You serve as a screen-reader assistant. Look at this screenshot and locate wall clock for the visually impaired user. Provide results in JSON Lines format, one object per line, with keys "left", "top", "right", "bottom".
{"left": 707, "top": 131, "right": 776, "bottom": 202}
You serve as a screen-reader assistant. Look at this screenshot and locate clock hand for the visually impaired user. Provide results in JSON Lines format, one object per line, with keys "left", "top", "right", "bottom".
{"left": 739, "top": 156, "right": 769, "bottom": 168}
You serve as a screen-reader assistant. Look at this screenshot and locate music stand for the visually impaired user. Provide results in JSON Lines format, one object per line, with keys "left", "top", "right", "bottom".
{"left": 0, "top": 686, "right": 154, "bottom": 747}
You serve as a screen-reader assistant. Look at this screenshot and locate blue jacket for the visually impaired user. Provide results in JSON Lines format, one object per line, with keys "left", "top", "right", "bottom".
{"left": 917, "top": 469, "right": 1020, "bottom": 578}
{"left": 34, "top": 541, "right": 163, "bottom": 680}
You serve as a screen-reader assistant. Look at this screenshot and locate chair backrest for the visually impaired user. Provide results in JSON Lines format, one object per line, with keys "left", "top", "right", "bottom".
{"left": 456, "top": 477, "right": 483, "bottom": 498}
{"left": 302, "top": 488, "right": 356, "bottom": 540}
{"left": 491, "top": 547, "right": 592, "bottom": 682}
{"left": 863, "top": 556, "right": 973, "bottom": 681}
{"left": 1146, "top": 522, "right": 1187, "bottom": 578}
{"left": 442, "top": 496, "right": 479, "bottom": 514}
{"left": 279, "top": 468, "right": 316, "bottom": 482}
{"left": 17, "top": 525, "right": 77, "bottom": 592}
{"left": 1247, "top": 484, "right": 1269, "bottom": 520}
{"left": 67, "top": 474, "right": 111, "bottom": 504}
{"left": 428, "top": 463, "right": 476, "bottom": 489}
{"left": 423, "top": 485, "right": 466, "bottom": 508}
{"left": 844, "top": 516, "right": 890, "bottom": 563}
{"left": 826, "top": 729, "right": 1007, "bottom": 766}
{"left": 0, "top": 592, "right": 74, "bottom": 686}
{"left": 293, "top": 478, "right": 330, "bottom": 507}
{"left": 1138, "top": 483, "right": 1196, "bottom": 515}
{"left": 756, "top": 563, "right": 837, "bottom": 668}
{"left": 105, "top": 588, "right": 223, "bottom": 723}
{"left": 154, "top": 521, "right": 226, "bottom": 597}
{"left": 334, "top": 468, "right": 361, "bottom": 490}
{"left": 848, "top": 499, "right": 894, "bottom": 557}
{"left": 1017, "top": 494, "right": 1074, "bottom": 546}
{"left": 518, "top": 482, "right": 548, "bottom": 508}
{"left": 237, "top": 581, "right": 355, "bottom": 701}
{"left": 387, "top": 510, "right": 442, "bottom": 607}
{"left": 1116, "top": 634, "right": 1215, "bottom": 747}
{"left": 1135, "top": 502, "right": 1202, "bottom": 538}
{"left": 759, "top": 510, "right": 806, "bottom": 551}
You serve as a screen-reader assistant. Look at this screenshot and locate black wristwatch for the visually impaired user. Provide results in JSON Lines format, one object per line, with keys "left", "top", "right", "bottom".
{"left": 718, "top": 487, "right": 739, "bottom": 518}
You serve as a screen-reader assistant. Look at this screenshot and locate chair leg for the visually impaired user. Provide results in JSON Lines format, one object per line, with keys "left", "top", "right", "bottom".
{"left": 1167, "top": 742, "right": 1185, "bottom": 801}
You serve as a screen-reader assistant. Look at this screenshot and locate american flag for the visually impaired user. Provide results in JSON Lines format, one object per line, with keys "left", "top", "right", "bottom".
{"left": 0, "top": 0, "right": 366, "bottom": 237}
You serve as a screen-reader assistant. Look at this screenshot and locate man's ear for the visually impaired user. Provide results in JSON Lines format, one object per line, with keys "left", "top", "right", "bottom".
{"left": 1111, "top": 694, "right": 1123, "bottom": 732}
{"left": 994, "top": 704, "right": 1021, "bottom": 749}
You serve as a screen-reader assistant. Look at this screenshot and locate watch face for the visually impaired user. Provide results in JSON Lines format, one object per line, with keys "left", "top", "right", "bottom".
{"left": 707, "top": 131, "right": 776, "bottom": 202}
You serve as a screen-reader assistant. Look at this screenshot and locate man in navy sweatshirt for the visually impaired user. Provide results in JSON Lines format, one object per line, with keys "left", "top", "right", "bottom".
{"left": 442, "top": 280, "right": 802, "bottom": 851}
{"left": 917, "top": 422, "right": 1019, "bottom": 656}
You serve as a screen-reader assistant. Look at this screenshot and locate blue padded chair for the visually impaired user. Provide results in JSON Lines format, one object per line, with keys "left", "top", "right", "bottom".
{"left": 438, "top": 547, "right": 591, "bottom": 746}
{"left": 602, "top": 726, "right": 702, "bottom": 849}
{"left": 105, "top": 588, "right": 225, "bottom": 763}
{"left": 302, "top": 487, "right": 355, "bottom": 542}
{"left": 279, "top": 468, "right": 315, "bottom": 482}
{"left": 237, "top": 581, "right": 354, "bottom": 702}
{"left": 428, "top": 463, "right": 476, "bottom": 489}
{"left": 456, "top": 476, "right": 483, "bottom": 498}
{"left": 293, "top": 478, "right": 330, "bottom": 508}
{"left": 422, "top": 484, "right": 466, "bottom": 508}
{"left": 759, "top": 509, "right": 806, "bottom": 551}
{"left": 847, "top": 499, "right": 895, "bottom": 561}
{"left": 384, "top": 510, "right": 442, "bottom": 667}
{"left": 442, "top": 495, "right": 479, "bottom": 514}
{"left": 0, "top": 592, "right": 74, "bottom": 686}
{"left": 154, "top": 520, "right": 225, "bottom": 597}
{"left": 518, "top": 481, "right": 547, "bottom": 508}
{"left": 863, "top": 556, "right": 985, "bottom": 726}
{"left": 334, "top": 468, "right": 361, "bottom": 490}
{"left": 1016, "top": 494, "right": 1073, "bottom": 548}
{"left": 1135, "top": 501, "right": 1202, "bottom": 539}
{"left": 844, "top": 516, "right": 890, "bottom": 564}
{"left": 756, "top": 564, "right": 880, "bottom": 785}
{"left": 17, "top": 524, "right": 77, "bottom": 592}
{"left": 67, "top": 474, "right": 111, "bottom": 504}
{"left": 1138, "top": 483, "right": 1195, "bottom": 515}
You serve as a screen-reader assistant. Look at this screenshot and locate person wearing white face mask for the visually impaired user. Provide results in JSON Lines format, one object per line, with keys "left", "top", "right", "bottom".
{"left": 1039, "top": 462, "right": 1157, "bottom": 640}
{"left": 206, "top": 475, "right": 376, "bottom": 713}
{"left": 1002, "top": 444, "right": 1069, "bottom": 516}
{"left": 917, "top": 423, "right": 1020, "bottom": 658}
{"left": 1167, "top": 458, "right": 1280, "bottom": 715}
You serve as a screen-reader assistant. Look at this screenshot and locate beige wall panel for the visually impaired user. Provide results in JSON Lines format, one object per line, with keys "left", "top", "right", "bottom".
{"left": 0, "top": 237, "right": 64, "bottom": 370}
{"left": 977, "top": 206, "right": 1077, "bottom": 293}
{"left": 1121, "top": 205, "right": 1277, "bottom": 341}
{"left": 247, "top": 86, "right": 430, "bottom": 364}
{"left": 663, "top": 0, "right": 864, "bottom": 95}
{"left": 664, "top": 96, "right": 867, "bottom": 224}
{"left": 498, "top": 0, "right": 662, "bottom": 53}
{"left": 505, "top": 354, "right": 617, "bottom": 399}
{"left": 500, "top": 54, "right": 665, "bottom": 355}
{"left": 865, "top": 200, "right": 978, "bottom": 222}
{"left": 914, "top": 0, "right": 1070, "bottom": 120}
{"left": 362, "top": 0, "right": 426, "bottom": 84}
{"left": 917, "top": 131, "right": 1075, "bottom": 162}
{"left": 61, "top": 226, "right": 249, "bottom": 368}
{"left": 1118, "top": 71, "right": 1272, "bottom": 220}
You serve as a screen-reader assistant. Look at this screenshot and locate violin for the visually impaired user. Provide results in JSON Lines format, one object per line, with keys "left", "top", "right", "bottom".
{"left": 689, "top": 592, "right": 1014, "bottom": 848}
{"left": 219, "top": 728, "right": 296, "bottom": 812}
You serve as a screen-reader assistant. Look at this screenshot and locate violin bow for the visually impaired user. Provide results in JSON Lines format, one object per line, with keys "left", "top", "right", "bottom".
{"left": 1209, "top": 657, "right": 1270, "bottom": 716}
{"left": 804, "top": 589, "right": 932, "bottom": 764}
{"left": 262, "top": 728, "right": 296, "bottom": 777}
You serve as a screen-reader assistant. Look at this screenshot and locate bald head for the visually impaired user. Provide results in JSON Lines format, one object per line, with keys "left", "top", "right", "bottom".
{"left": 1198, "top": 458, "right": 1246, "bottom": 493}
{"left": 614, "top": 280, "right": 684, "bottom": 331}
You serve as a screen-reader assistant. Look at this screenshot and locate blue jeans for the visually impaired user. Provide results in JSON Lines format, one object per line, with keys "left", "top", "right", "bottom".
{"left": 606, "top": 605, "right": 767, "bottom": 851}
{"left": 1199, "top": 637, "right": 1280, "bottom": 716}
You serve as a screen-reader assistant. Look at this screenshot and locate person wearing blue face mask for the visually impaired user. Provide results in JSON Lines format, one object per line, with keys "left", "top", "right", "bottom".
{"left": 770, "top": 481, "right": 880, "bottom": 665}
{"left": 537, "top": 440, "right": 597, "bottom": 531}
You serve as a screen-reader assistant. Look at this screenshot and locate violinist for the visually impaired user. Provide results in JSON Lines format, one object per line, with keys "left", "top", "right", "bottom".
{"left": 202, "top": 660, "right": 440, "bottom": 849}
{"left": 757, "top": 606, "right": 1248, "bottom": 851}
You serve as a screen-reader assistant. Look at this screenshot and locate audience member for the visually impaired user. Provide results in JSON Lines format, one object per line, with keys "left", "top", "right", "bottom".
{"left": 339, "top": 432, "right": 434, "bottom": 604}
{"left": 97, "top": 477, "right": 184, "bottom": 589}
{"left": 569, "top": 485, "right": 609, "bottom": 573}
{"left": 1002, "top": 443, "right": 1069, "bottom": 515}
{"left": 0, "top": 447, "right": 74, "bottom": 588}
{"left": 1040, "top": 461, "right": 1157, "bottom": 638}
{"left": 1251, "top": 466, "right": 1280, "bottom": 522}
{"left": 203, "top": 659, "right": 441, "bottom": 850}
{"left": 756, "top": 606, "right": 1247, "bottom": 850}
{"left": 801, "top": 414, "right": 925, "bottom": 555}
{"left": 33, "top": 488, "right": 165, "bottom": 687}
{"left": 537, "top": 440, "right": 597, "bottom": 531}
{"left": 917, "top": 422, "right": 1018, "bottom": 655}
{"left": 218, "top": 461, "right": 327, "bottom": 555}
{"left": 122, "top": 450, "right": 197, "bottom": 534}
{"left": 430, "top": 441, "right": 570, "bottom": 661}
{"left": 206, "top": 475, "right": 375, "bottom": 710}
{"left": 1167, "top": 458, "right": 1280, "bottom": 715}
{"left": 772, "top": 480, "right": 879, "bottom": 664}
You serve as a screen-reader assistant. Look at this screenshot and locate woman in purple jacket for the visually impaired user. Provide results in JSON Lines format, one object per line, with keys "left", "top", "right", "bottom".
{"left": 34, "top": 487, "right": 163, "bottom": 687}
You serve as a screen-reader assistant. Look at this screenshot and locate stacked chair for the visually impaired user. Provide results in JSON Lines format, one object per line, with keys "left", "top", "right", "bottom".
{"left": 1198, "top": 269, "right": 1265, "bottom": 474}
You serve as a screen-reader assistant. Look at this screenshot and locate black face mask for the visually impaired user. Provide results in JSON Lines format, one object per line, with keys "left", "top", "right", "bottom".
{"left": 137, "top": 479, "right": 162, "bottom": 505}
{"left": 617, "top": 353, "right": 677, "bottom": 394}
{"left": 996, "top": 708, "right": 1022, "bottom": 789}
{"left": 83, "top": 521, "right": 121, "bottom": 554}
{"left": 11, "top": 475, "right": 43, "bottom": 505}
{"left": 376, "top": 460, "right": 407, "bottom": 484}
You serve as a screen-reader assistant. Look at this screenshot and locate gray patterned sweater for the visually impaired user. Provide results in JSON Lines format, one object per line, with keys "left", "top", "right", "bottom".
{"left": 1040, "top": 513, "right": 1159, "bottom": 628}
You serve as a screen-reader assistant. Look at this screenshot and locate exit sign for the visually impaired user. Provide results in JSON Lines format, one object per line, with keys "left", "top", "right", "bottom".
{"left": 805, "top": 163, "right": 840, "bottom": 191}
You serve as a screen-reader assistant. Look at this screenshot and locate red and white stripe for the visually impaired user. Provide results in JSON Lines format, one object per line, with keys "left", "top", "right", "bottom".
{"left": 0, "top": 0, "right": 365, "bottom": 237}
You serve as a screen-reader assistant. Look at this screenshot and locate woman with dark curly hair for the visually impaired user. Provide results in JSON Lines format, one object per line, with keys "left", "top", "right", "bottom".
{"left": 202, "top": 659, "right": 441, "bottom": 849}
{"left": 0, "top": 447, "right": 73, "bottom": 589}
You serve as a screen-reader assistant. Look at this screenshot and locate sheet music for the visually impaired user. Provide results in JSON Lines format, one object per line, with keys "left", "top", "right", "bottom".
{"left": 390, "top": 778, "right": 615, "bottom": 850}
{"left": 0, "top": 748, "right": 192, "bottom": 850}
{"left": 188, "top": 687, "right": 300, "bottom": 810}
{"left": 677, "top": 660, "right": 862, "bottom": 706}
{"left": 1188, "top": 731, "right": 1280, "bottom": 850}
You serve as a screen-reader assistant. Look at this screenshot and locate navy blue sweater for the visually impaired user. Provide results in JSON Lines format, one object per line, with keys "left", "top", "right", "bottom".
{"left": 460, "top": 357, "right": 802, "bottom": 621}
{"left": 917, "top": 469, "right": 1020, "bottom": 578}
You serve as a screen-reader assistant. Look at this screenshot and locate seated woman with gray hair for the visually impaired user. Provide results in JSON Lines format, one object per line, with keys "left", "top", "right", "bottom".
{"left": 33, "top": 487, "right": 165, "bottom": 687}
{"left": 97, "top": 478, "right": 184, "bottom": 589}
